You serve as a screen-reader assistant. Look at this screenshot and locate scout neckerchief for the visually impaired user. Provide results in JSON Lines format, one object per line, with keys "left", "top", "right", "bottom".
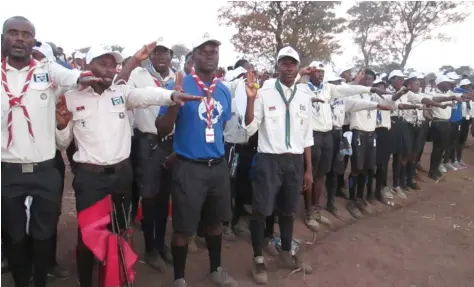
{"left": 275, "top": 79, "right": 297, "bottom": 148}
{"left": 308, "top": 81, "right": 323, "bottom": 113}
{"left": 1, "top": 58, "right": 37, "bottom": 149}
{"left": 190, "top": 69, "right": 219, "bottom": 132}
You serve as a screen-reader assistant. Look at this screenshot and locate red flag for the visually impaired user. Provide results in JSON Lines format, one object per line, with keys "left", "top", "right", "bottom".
{"left": 103, "top": 235, "right": 138, "bottom": 287}
{"left": 77, "top": 195, "right": 113, "bottom": 261}
{"left": 134, "top": 201, "right": 143, "bottom": 223}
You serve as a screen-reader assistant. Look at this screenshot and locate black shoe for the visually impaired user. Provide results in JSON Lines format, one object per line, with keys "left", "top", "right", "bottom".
{"left": 326, "top": 204, "right": 342, "bottom": 219}
{"left": 366, "top": 193, "right": 375, "bottom": 204}
{"left": 428, "top": 170, "right": 441, "bottom": 181}
{"left": 335, "top": 190, "right": 348, "bottom": 198}
{"left": 48, "top": 264, "right": 69, "bottom": 280}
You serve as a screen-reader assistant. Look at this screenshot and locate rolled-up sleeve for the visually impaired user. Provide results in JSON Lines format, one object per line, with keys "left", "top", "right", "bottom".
{"left": 124, "top": 85, "right": 175, "bottom": 109}
{"left": 56, "top": 121, "right": 73, "bottom": 150}
{"left": 244, "top": 94, "right": 263, "bottom": 137}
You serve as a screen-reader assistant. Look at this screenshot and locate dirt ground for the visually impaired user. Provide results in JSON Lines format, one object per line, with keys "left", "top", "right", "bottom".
{"left": 2, "top": 139, "right": 474, "bottom": 287}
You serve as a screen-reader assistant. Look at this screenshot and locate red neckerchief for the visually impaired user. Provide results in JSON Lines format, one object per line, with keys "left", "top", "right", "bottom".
{"left": 1, "top": 58, "right": 37, "bottom": 149}
{"left": 190, "top": 69, "right": 219, "bottom": 128}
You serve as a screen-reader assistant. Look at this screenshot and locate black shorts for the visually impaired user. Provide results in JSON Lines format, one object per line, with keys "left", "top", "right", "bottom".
{"left": 252, "top": 153, "right": 304, "bottom": 217}
{"left": 351, "top": 130, "right": 376, "bottom": 172}
{"left": 1, "top": 160, "right": 62, "bottom": 242}
{"left": 406, "top": 122, "right": 425, "bottom": 156}
{"left": 330, "top": 129, "right": 346, "bottom": 174}
{"left": 375, "top": 127, "right": 391, "bottom": 166}
{"left": 311, "top": 131, "right": 333, "bottom": 177}
{"left": 171, "top": 156, "right": 232, "bottom": 236}
{"left": 430, "top": 120, "right": 451, "bottom": 150}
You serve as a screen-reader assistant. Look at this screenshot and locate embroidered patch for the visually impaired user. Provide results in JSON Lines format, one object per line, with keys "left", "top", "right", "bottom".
{"left": 33, "top": 73, "right": 49, "bottom": 83}
{"left": 111, "top": 96, "right": 124, "bottom": 106}
{"left": 40, "top": 93, "right": 47, "bottom": 100}
{"left": 299, "top": 104, "right": 306, "bottom": 111}
{"left": 76, "top": 106, "right": 85, "bottom": 111}
{"left": 269, "top": 106, "right": 276, "bottom": 111}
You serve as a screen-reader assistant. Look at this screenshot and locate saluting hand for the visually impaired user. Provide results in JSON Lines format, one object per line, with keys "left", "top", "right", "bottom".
{"left": 245, "top": 71, "right": 259, "bottom": 98}
{"left": 299, "top": 66, "right": 315, "bottom": 76}
{"left": 376, "top": 104, "right": 392, "bottom": 111}
{"left": 174, "top": 71, "right": 184, "bottom": 93}
{"left": 56, "top": 95, "right": 72, "bottom": 130}
{"left": 134, "top": 41, "right": 157, "bottom": 62}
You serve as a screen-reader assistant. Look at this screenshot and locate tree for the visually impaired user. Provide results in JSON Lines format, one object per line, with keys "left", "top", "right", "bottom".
{"left": 384, "top": 1, "right": 470, "bottom": 68}
{"left": 439, "top": 65, "right": 455, "bottom": 73}
{"left": 218, "top": 1, "right": 345, "bottom": 68}
{"left": 346, "top": 2, "right": 392, "bottom": 67}
{"left": 171, "top": 44, "right": 190, "bottom": 69}
{"left": 110, "top": 45, "right": 124, "bottom": 53}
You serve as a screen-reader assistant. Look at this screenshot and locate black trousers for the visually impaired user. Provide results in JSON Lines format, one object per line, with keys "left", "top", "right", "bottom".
{"left": 130, "top": 129, "right": 140, "bottom": 219}
{"left": 451, "top": 119, "right": 471, "bottom": 162}
{"left": 73, "top": 161, "right": 133, "bottom": 287}
{"left": 2, "top": 159, "right": 62, "bottom": 287}
{"left": 416, "top": 121, "right": 430, "bottom": 163}
{"left": 444, "top": 121, "right": 462, "bottom": 164}
{"left": 224, "top": 142, "right": 256, "bottom": 226}
{"left": 429, "top": 120, "right": 451, "bottom": 173}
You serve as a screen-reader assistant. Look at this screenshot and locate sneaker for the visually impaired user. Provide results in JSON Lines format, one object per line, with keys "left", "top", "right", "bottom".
{"left": 304, "top": 208, "right": 320, "bottom": 232}
{"left": 48, "top": 264, "right": 69, "bottom": 280}
{"left": 210, "top": 267, "right": 238, "bottom": 287}
{"left": 188, "top": 236, "right": 199, "bottom": 253}
{"left": 263, "top": 238, "right": 280, "bottom": 256}
{"left": 222, "top": 225, "right": 237, "bottom": 242}
{"left": 438, "top": 164, "right": 447, "bottom": 173}
{"left": 458, "top": 161, "right": 468, "bottom": 169}
{"left": 382, "top": 187, "right": 393, "bottom": 199}
{"left": 326, "top": 204, "right": 342, "bottom": 219}
{"left": 392, "top": 187, "right": 407, "bottom": 199}
{"left": 278, "top": 251, "right": 313, "bottom": 274}
{"left": 144, "top": 251, "right": 166, "bottom": 273}
{"left": 171, "top": 278, "right": 187, "bottom": 287}
{"left": 347, "top": 200, "right": 362, "bottom": 219}
{"left": 355, "top": 198, "right": 369, "bottom": 214}
{"left": 251, "top": 256, "right": 268, "bottom": 284}
{"left": 313, "top": 206, "right": 332, "bottom": 226}
{"left": 444, "top": 163, "right": 458, "bottom": 171}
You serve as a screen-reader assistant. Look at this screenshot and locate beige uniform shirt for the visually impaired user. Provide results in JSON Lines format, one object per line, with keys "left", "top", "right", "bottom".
{"left": 56, "top": 84, "right": 175, "bottom": 165}
{"left": 1, "top": 59, "right": 79, "bottom": 163}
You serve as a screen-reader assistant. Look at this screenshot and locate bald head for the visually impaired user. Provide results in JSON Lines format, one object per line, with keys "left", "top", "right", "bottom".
{"left": 2, "top": 16, "right": 36, "bottom": 61}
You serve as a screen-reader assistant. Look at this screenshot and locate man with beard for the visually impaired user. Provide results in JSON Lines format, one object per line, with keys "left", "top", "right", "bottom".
{"left": 1, "top": 16, "right": 95, "bottom": 287}
{"left": 128, "top": 39, "right": 175, "bottom": 272}
{"left": 55, "top": 43, "right": 200, "bottom": 287}
{"left": 156, "top": 34, "right": 237, "bottom": 287}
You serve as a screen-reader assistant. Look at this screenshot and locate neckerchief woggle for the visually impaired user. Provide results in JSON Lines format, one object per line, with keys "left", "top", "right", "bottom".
{"left": 275, "top": 80, "right": 297, "bottom": 149}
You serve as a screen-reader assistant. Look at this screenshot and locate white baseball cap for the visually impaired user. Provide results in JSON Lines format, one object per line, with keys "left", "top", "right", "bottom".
{"left": 459, "top": 78, "right": 472, "bottom": 87}
{"left": 85, "top": 45, "right": 123, "bottom": 65}
{"left": 407, "top": 71, "right": 425, "bottom": 80}
{"left": 33, "top": 42, "right": 55, "bottom": 62}
{"left": 277, "top": 46, "right": 300, "bottom": 63}
{"left": 74, "top": 52, "right": 85, "bottom": 59}
{"left": 335, "top": 64, "right": 354, "bottom": 77}
{"left": 309, "top": 61, "right": 325, "bottom": 71}
{"left": 373, "top": 77, "right": 385, "bottom": 85}
{"left": 224, "top": 66, "right": 247, "bottom": 82}
{"left": 155, "top": 38, "right": 173, "bottom": 51}
{"left": 388, "top": 70, "right": 406, "bottom": 80}
{"left": 435, "top": 74, "right": 455, "bottom": 86}
{"left": 192, "top": 33, "right": 221, "bottom": 50}
{"left": 326, "top": 71, "right": 342, "bottom": 82}
{"left": 446, "top": 71, "right": 461, "bottom": 80}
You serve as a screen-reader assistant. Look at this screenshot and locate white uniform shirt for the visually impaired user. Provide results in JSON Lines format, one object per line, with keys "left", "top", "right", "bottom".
{"left": 331, "top": 98, "right": 378, "bottom": 128}
{"left": 349, "top": 94, "right": 396, "bottom": 132}
{"left": 426, "top": 89, "right": 462, "bottom": 120}
{"left": 462, "top": 101, "right": 473, "bottom": 119}
{"left": 128, "top": 67, "right": 175, "bottom": 134}
{"left": 223, "top": 79, "right": 249, "bottom": 144}
{"left": 302, "top": 82, "right": 372, "bottom": 132}
{"left": 56, "top": 84, "right": 174, "bottom": 165}
{"left": 245, "top": 82, "right": 313, "bottom": 154}
{"left": 1, "top": 59, "right": 79, "bottom": 163}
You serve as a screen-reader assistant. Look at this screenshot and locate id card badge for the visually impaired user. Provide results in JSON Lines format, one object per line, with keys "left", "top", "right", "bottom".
{"left": 205, "top": 127, "right": 215, "bottom": 143}
{"left": 467, "top": 115, "right": 470, "bottom": 120}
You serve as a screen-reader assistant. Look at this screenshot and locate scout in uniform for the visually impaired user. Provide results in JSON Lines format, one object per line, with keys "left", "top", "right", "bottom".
{"left": 156, "top": 34, "right": 238, "bottom": 287}
{"left": 55, "top": 43, "right": 200, "bottom": 287}
{"left": 244, "top": 46, "right": 314, "bottom": 284}
{"left": 452, "top": 79, "right": 474, "bottom": 168}
{"left": 1, "top": 16, "right": 87, "bottom": 287}
{"left": 128, "top": 39, "right": 176, "bottom": 271}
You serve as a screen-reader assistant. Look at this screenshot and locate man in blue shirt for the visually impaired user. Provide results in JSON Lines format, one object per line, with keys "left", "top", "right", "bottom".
{"left": 46, "top": 42, "right": 73, "bottom": 69}
{"left": 156, "top": 34, "right": 237, "bottom": 287}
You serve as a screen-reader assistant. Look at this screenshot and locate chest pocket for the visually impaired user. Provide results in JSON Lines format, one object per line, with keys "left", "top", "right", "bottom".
{"left": 28, "top": 81, "right": 53, "bottom": 108}
{"left": 73, "top": 109, "right": 94, "bottom": 131}
{"left": 264, "top": 107, "right": 285, "bottom": 130}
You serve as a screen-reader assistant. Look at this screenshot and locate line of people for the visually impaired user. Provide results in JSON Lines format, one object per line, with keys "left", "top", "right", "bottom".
{"left": 2, "top": 16, "right": 474, "bottom": 287}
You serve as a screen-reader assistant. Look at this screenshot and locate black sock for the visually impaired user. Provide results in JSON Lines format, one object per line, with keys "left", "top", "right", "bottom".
{"left": 33, "top": 239, "right": 52, "bottom": 287}
{"left": 356, "top": 174, "right": 365, "bottom": 199}
{"left": 400, "top": 164, "right": 407, "bottom": 188}
{"left": 250, "top": 217, "right": 265, "bottom": 257}
{"left": 326, "top": 171, "right": 336, "bottom": 208}
{"left": 349, "top": 175, "right": 357, "bottom": 200}
{"left": 392, "top": 154, "right": 400, "bottom": 187}
{"left": 264, "top": 213, "right": 275, "bottom": 239}
{"left": 406, "top": 162, "right": 414, "bottom": 186}
{"left": 205, "top": 235, "right": 222, "bottom": 273}
{"left": 154, "top": 199, "right": 169, "bottom": 253}
{"left": 171, "top": 244, "right": 188, "bottom": 280}
{"left": 141, "top": 200, "right": 156, "bottom": 253}
{"left": 366, "top": 170, "right": 374, "bottom": 197}
{"left": 8, "top": 238, "right": 30, "bottom": 287}
{"left": 77, "top": 232, "right": 94, "bottom": 287}
{"left": 278, "top": 215, "right": 294, "bottom": 252}
{"left": 375, "top": 166, "right": 384, "bottom": 197}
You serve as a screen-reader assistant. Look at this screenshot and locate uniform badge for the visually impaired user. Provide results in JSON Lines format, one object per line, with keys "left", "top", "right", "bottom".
{"left": 33, "top": 73, "right": 49, "bottom": 83}
{"left": 269, "top": 106, "right": 276, "bottom": 111}
{"left": 76, "top": 106, "right": 85, "bottom": 111}
{"left": 119, "top": 112, "right": 125, "bottom": 119}
{"left": 111, "top": 96, "right": 125, "bottom": 106}
{"left": 40, "top": 93, "right": 47, "bottom": 100}
{"left": 299, "top": 104, "right": 306, "bottom": 112}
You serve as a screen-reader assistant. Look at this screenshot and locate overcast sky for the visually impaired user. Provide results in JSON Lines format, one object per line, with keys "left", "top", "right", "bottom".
{"left": 2, "top": 0, "right": 473, "bottom": 74}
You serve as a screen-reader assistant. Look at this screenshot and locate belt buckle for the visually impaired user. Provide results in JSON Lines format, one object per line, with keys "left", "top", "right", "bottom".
{"left": 21, "top": 163, "right": 34, "bottom": 173}
{"left": 207, "top": 159, "right": 214, "bottom": 167}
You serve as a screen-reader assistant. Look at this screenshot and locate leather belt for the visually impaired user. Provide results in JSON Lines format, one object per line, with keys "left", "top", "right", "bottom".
{"left": 78, "top": 159, "right": 130, "bottom": 174}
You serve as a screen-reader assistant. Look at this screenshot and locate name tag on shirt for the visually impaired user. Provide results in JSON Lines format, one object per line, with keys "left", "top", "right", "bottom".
{"left": 205, "top": 127, "right": 215, "bottom": 143}
{"left": 33, "top": 73, "right": 49, "bottom": 83}
{"left": 111, "top": 96, "right": 125, "bottom": 106}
